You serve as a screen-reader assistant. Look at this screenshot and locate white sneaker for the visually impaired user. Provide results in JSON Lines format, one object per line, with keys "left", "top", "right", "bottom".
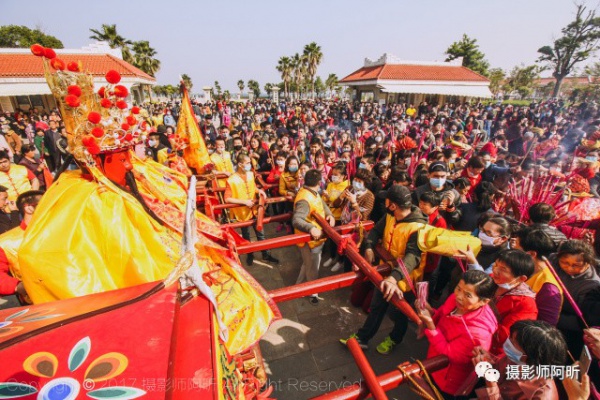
{"left": 331, "top": 262, "right": 343, "bottom": 272}
{"left": 323, "top": 258, "right": 334, "bottom": 268}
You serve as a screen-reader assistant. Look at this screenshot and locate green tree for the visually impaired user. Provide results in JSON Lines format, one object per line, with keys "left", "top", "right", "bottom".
{"left": 247, "top": 80, "right": 260, "bottom": 98}
{"left": 314, "top": 76, "right": 325, "bottom": 98}
{"left": 538, "top": 4, "right": 600, "bottom": 97}
{"left": 325, "top": 73, "right": 339, "bottom": 97}
{"left": 445, "top": 34, "right": 490, "bottom": 76}
{"left": 181, "top": 74, "right": 193, "bottom": 92}
{"left": 237, "top": 79, "right": 245, "bottom": 95}
{"left": 276, "top": 56, "right": 292, "bottom": 99}
{"left": 0, "top": 25, "right": 63, "bottom": 48}
{"left": 131, "top": 41, "right": 161, "bottom": 77}
{"left": 89, "top": 24, "right": 133, "bottom": 62}
{"left": 303, "top": 42, "right": 323, "bottom": 98}
{"left": 264, "top": 83, "right": 274, "bottom": 96}
{"left": 214, "top": 81, "right": 222, "bottom": 97}
{"left": 504, "top": 64, "right": 543, "bottom": 98}
{"left": 487, "top": 68, "right": 506, "bottom": 96}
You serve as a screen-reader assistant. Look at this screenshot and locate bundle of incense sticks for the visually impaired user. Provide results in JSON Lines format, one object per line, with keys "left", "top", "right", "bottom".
{"left": 507, "top": 174, "right": 568, "bottom": 223}
{"left": 417, "top": 281, "right": 429, "bottom": 308}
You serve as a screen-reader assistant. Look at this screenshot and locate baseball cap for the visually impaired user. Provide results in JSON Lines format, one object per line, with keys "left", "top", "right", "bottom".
{"left": 428, "top": 161, "right": 448, "bottom": 173}
{"left": 386, "top": 185, "right": 412, "bottom": 207}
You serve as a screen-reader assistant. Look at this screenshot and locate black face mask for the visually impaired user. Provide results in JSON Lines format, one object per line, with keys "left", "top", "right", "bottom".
{"left": 233, "top": 145, "right": 243, "bottom": 151}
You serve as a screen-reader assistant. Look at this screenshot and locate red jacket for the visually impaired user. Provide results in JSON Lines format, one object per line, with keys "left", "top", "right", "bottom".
{"left": 490, "top": 283, "right": 538, "bottom": 356}
{"left": 461, "top": 169, "right": 482, "bottom": 196}
{"left": 425, "top": 294, "right": 498, "bottom": 395}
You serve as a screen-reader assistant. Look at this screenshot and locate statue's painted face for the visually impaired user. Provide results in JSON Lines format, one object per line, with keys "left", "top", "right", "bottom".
{"left": 96, "top": 149, "right": 133, "bottom": 187}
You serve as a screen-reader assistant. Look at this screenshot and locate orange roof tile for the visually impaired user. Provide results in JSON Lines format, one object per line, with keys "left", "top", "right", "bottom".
{"left": 0, "top": 53, "right": 155, "bottom": 81}
{"left": 341, "top": 64, "right": 489, "bottom": 83}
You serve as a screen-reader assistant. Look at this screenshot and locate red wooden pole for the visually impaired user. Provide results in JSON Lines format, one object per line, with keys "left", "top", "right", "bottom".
{"left": 310, "top": 356, "right": 449, "bottom": 400}
{"left": 236, "top": 222, "right": 374, "bottom": 254}
{"left": 256, "top": 192, "right": 267, "bottom": 231}
{"left": 346, "top": 338, "right": 388, "bottom": 400}
{"left": 222, "top": 213, "right": 291, "bottom": 230}
{"left": 311, "top": 213, "right": 421, "bottom": 326}
{"left": 269, "top": 263, "right": 391, "bottom": 303}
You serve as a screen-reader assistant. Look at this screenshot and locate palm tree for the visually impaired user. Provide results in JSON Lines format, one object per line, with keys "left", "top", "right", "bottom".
{"left": 264, "top": 83, "right": 274, "bottom": 96}
{"left": 214, "top": 81, "right": 222, "bottom": 98}
{"left": 237, "top": 80, "right": 245, "bottom": 96}
{"left": 303, "top": 42, "right": 323, "bottom": 98}
{"left": 276, "top": 56, "right": 292, "bottom": 99}
{"left": 325, "top": 73, "right": 339, "bottom": 98}
{"left": 131, "top": 40, "right": 161, "bottom": 77}
{"left": 247, "top": 80, "right": 260, "bottom": 98}
{"left": 291, "top": 53, "right": 306, "bottom": 99}
{"left": 89, "top": 24, "right": 133, "bottom": 62}
{"left": 181, "top": 74, "right": 193, "bottom": 92}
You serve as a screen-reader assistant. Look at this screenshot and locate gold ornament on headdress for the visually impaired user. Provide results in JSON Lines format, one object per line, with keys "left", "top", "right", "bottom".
{"left": 31, "top": 43, "right": 150, "bottom": 167}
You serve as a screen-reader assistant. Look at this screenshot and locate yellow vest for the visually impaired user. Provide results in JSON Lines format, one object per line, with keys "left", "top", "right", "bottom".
{"left": 382, "top": 214, "right": 427, "bottom": 292}
{"left": 227, "top": 172, "right": 257, "bottom": 222}
{"left": 526, "top": 266, "right": 564, "bottom": 308}
{"left": 156, "top": 148, "right": 169, "bottom": 166}
{"left": 325, "top": 180, "right": 349, "bottom": 220}
{"left": 0, "top": 165, "right": 31, "bottom": 201}
{"left": 294, "top": 187, "right": 327, "bottom": 248}
{"left": 0, "top": 226, "right": 24, "bottom": 280}
{"left": 211, "top": 151, "right": 234, "bottom": 188}
{"left": 279, "top": 171, "right": 298, "bottom": 196}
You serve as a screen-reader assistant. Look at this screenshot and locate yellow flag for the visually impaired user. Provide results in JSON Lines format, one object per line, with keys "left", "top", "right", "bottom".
{"left": 176, "top": 83, "right": 212, "bottom": 173}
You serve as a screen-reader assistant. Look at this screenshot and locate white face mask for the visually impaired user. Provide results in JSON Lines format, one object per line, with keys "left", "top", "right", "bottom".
{"left": 276, "top": 160, "right": 285, "bottom": 166}
{"left": 478, "top": 231, "right": 497, "bottom": 247}
{"left": 503, "top": 338, "right": 525, "bottom": 365}
{"left": 148, "top": 139, "right": 158, "bottom": 147}
{"left": 331, "top": 175, "right": 342, "bottom": 183}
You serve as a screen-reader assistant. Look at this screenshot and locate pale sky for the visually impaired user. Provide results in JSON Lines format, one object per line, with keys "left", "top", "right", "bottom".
{"left": 0, "top": 0, "right": 593, "bottom": 93}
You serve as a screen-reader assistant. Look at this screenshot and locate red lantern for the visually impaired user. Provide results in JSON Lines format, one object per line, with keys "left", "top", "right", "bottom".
{"left": 105, "top": 70, "right": 121, "bottom": 84}
{"left": 64, "top": 94, "right": 80, "bottom": 108}
{"left": 91, "top": 127, "right": 104, "bottom": 138}
{"left": 50, "top": 58, "right": 66, "bottom": 71}
{"left": 88, "top": 112, "right": 102, "bottom": 124}
{"left": 67, "top": 85, "right": 82, "bottom": 97}
{"left": 30, "top": 44, "right": 45, "bottom": 56}
{"left": 67, "top": 62, "right": 80, "bottom": 72}
{"left": 43, "top": 48, "right": 56, "bottom": 59}
{"left": 113, "top": 85, "right": 129, "bottom": 98}
{"left": 116, "top": 100, "right": 128, "bottom": 110}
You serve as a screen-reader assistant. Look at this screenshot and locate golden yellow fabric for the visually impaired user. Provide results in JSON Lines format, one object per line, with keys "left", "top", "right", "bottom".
{"left": 0, "top": 165, "right": 32, "bottom": 201}
{"left": 279, "top": 171, "right": 298, "bottom": 196}
{"left": 324, "top": 180, "right": 349, "bottom": 220}
{"left": 417, "top": 226, "right": 482, "bottom": 257}
{"left": 294, "top": 187, "right": 327, "bottom": 249}
{"left": 18, "top": 155, "right": 277, "bottom": 355}
{"left": 176, "top": 86, "right": 211, "bottom": 173}
{"left": 382, "top": 215, "right": 427, "bottom": 292}
{"left": 227, "top": 172, "right": 256, "bottom": 222}
{"left": 527, "top": 266, "right": 564, "bottom": 309}
{"left": 0, "top": 226, "right": 24, "bottom": 280}
{"left": 211, "top": 152, "right": 234, "bottom": 188}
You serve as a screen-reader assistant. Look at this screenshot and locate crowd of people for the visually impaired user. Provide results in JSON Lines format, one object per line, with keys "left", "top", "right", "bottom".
{"left": 1, "top": 95, "right": 600, "bottom": 399}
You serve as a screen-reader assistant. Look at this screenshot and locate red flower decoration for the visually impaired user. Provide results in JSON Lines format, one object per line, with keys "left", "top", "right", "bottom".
{"left": 105, "top": 70, "right": 121, "bottom": 84}
{"left": 98, "top": 87, "right": 106, "bottom": 98}
{"left": 91, "top": 127, "right": 104, "bottom": 138}
{"left": 87, "top": 112, "right": 102, "bottom": 124}
{"left": 100, "top": 98, "right": 112, "bottom": 108}
{"left": 50, "top": 58, "right": 66, "bottom": 70}
{"left": 126, "top": 115, "right": 137, "bottom": 126}
{"left": 121, "top": 123, "right": 130, "bottom": 131}
{"left": 113, "top": 85, "right": 128, "bottom": 98}
{"left": 124, "top": 133, "right": 133, "bottom": 141}
{"left": 64, "top": 94, "right": 80, "bottom": 108}
{"left": 115, "top": 100, "right": 128, "bottom": 110}
{"left": 43, "top": 48, "right": 56, "bottom": 59}
{"left": 87, "top": 144, "right": 101, "bottom": 155}
{"left": 67, "top": 62, "right": 80, "bottom": 72}
{"left": 81, "top": 136, "right": 96, "bottom": 146}
{"left": 131, "top": 106, "right": 140, "bottom": 115}
{"left": 67, "top": 85, "right": 82, "bottom": 97}
{"left": 30, "top": 44, "right": 45, "bottom": 56}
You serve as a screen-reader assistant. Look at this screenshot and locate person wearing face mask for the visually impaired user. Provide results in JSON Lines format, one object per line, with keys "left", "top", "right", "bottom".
{"left": 146, "top": 132, "right": 169, "bottom": 166}
{"left": 341, "top": 185, "right": 427, "bottom": 354}
{"left": 479, "top": 151, "right": 510, "bottom": 184}
{"left": 485, "top": 249, "right": 538, "bottom": 357}
{"left": 472, "top": 320, "right": 567, "bottom": 400}
{"left": 322, "top": 163, "right": 349, "bottom": 223}
{"left": 292, "top": 169, "right": 336, "bottom": 304}
{"left": 225, "top": 153, "right": 279, "bottom": 266}
{"left": 462, "top": 216, "right": 511, "bottom": 273}
{"left": 412, "top": 161, "right": 461, "bottom": 223}
{"left": 460, "top": 157, "right": 486, "bottom": 197}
